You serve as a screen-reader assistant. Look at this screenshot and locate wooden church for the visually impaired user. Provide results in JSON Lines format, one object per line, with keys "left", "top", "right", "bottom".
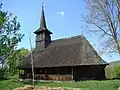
{"left": 18, "top": 4, "right": 108, "bottom": 81}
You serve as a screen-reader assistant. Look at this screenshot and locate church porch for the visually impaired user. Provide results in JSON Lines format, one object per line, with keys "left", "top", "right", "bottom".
{"left": 19, "top": 65, "right": 106, "bottom": 81}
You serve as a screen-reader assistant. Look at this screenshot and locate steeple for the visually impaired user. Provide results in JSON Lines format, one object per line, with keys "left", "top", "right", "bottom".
{"left": 34, "top": 2, "right": 53, "bottom": 51}
{"left": 40, "top": 3, "right": 47, "bottom": 30}
{"left": 34, "top": 3, "right": 52, "bottom": 34}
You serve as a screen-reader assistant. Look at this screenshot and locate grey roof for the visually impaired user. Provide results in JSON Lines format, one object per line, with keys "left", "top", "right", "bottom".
{"left": 18, "top": 35, "right": 108, "bottom": 69}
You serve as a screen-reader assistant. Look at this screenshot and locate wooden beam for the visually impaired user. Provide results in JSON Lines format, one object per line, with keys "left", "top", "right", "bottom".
{"left": 45, "top": 68, "right": 46, "bottom": 80}
{"left": 93, "top": 66, "right": 95, "bottom": 79}
{"left": 57, "top": 67, "right": 59, "bottom": 80}
{"left": 71, "top": 66, "right": 73, "bottom": 80}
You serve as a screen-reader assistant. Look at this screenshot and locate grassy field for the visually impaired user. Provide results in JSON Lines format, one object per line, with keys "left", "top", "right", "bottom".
{"left": 1, "top": 61, "right": 120, "bottom": 90}
{"left": 0, "top": 78, "right": 120, "bottom": 90}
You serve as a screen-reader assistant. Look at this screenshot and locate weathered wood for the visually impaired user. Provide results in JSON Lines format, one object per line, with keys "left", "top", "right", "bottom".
{"left": 35, "top": 74, "right": 72, "bottom": 81}
{"left": 57, "top": 68, "right": 59, "bottom": 80}
{"left": 20, "top": 65, "right": 107, "bottom": 81}
{"left": 71, "top": 66, "right": 73, "bottom": 80}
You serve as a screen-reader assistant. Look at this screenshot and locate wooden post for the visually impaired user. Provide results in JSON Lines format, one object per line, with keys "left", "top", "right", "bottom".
{"left": 31, "top": 49, "right": 34, "bottom": 85}
{"left": 29, "top": 32, "right": 34, "bottom": 85}
{"left": 71, "top": 66, "right": 73, "bottom": 80}
{"left": 44, "top": 68, "right": 46, "bottom": 80}
{"left": 93, "top": 66, "right": 95, "bottom": 79}
{"left": 57, "top": 68, "right": 59, "bottom": 80}
{"left": 45, "top": 68, "right": 47, "bottom": 80}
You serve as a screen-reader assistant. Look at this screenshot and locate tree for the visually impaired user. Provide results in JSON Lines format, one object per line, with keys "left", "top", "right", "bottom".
{"left": 115, "top": 0, "right": 120, "bottom": 23}
{"left": 0, "top": 6, "right": 24, "bottom": 75}
{"left": 7, "top": 48, "right": 29, "bottom": 75}
{"left": 19, "top": 48, "right": 30, "bottom": 57}
{"left": 84, "top": 0, "right": 120, "bottom": 55}
{"left": 16, "top": 48, "right": 29, "bottom": 67}
{"left": 112, "top": 65, "right": 120, "bottom": 79}
{"left": 0, "top": 3, "right": 6, "bottom": 29}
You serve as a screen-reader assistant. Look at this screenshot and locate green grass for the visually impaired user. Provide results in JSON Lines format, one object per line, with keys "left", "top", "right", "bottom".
{"left": 37, "top": 80, "right": 120, "bottom": 90}
{"left": 0, "top": 76, "right": 120, "bottom": 90}
{"left": 36, "top": 80, "right": 120, "bottom": 90}
{"left": 2, "top": 61, "right": 120, "bottom": 90}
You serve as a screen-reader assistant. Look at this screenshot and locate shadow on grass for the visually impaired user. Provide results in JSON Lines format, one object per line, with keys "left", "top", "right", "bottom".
{"left": 0, "top": 77, "right": 8, "bottom": 81}
{"left": 74, "top": 78, "right": 120, "bottom": 83}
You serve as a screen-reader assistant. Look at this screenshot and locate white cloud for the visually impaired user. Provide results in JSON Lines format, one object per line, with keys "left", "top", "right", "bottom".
{"left": 57, "top": 12, "right": 65, "bottom": 16}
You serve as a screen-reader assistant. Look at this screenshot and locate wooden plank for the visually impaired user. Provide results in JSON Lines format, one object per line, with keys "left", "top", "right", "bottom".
{"left": 71, "top": 66, "right": 73, "bottom": 80}
{"left": 57, "top": 68, "right": 59, "bottom": 80}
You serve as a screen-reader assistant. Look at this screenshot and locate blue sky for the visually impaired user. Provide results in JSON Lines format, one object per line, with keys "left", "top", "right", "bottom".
{"left": 2, "top": 0, "right": 120, "bottom": 62}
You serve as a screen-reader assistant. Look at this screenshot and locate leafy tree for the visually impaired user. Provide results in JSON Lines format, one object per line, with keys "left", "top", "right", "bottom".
{"left": 112, "top": 65, "right": 120, "bottom": 79}
{"left": 0, "top": 3, "right": 6, "bottom": 29}
{"left": 0, "top": 5, "right": 24, "bottom": 76}
{"left": 84, "top": 0, "right": 120, "bottom": 55}
{"left": 7, "top": 48, "right": 29, "bottom": 75}
{"left": 19, "top": 48, "right": 29, "bottom": 58}
{"left": 105, "top": 65, "right": 114, "bottom": 79}
{"left": 0, "top": 67, "right": 8, "bottom": 80}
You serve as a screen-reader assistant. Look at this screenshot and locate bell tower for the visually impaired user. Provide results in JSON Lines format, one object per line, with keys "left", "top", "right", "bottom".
{"left": 34, "top": 3, "right": 53, "bottom": 51}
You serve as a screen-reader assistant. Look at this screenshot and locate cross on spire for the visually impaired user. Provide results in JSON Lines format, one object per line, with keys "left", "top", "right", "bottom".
{"left": 42, "top": 0, "right": 44, "bottom": 9}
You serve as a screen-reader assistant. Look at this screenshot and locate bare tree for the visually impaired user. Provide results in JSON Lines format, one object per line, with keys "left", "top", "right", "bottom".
{"left": 84, "top": 0, "right": 120, "bottom": 55}
{"left": 29, "top": 34, "right": 34, "bottom": 86}
{"left": 115, "top": 0, "right": 120, "bottom": 23}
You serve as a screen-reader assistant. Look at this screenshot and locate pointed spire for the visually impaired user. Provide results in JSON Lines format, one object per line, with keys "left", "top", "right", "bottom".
{"left": 34, "top": 1, "right": 52, "bottom": 34}
{"left": 40, "top": 2, "right": 47, "bottom": 30}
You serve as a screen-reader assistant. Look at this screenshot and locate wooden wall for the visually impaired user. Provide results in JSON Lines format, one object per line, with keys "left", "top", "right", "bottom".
{"left": 34, "top": 67, "right": 73, "bottom": 81}
{"left": 35, "top": 67, "right": 72, "bottom": 75}
{"left": 21, "top": 65, "right": 106, "bottom": 81}
{"left": 73, "top": 66, "right": 95, "bottom": 81}
{"left": 73, "top": 65, "right": 106, "bottom": 81}
{"left": 35, "top": 74, "right": 72, "bottom": 81}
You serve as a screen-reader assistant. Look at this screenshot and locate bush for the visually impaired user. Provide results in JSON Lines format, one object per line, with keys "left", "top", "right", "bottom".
{"left": 0, "top": 68, "right": 8, "bottom": 80}
{"left": 105, "top": 65, "right": 113, "bottom": 79}
{"left": 112, "top": 65, "right": 120, "bottom": 79}
{"left": 105, "top": 64, "right": 120, "bottom": 79}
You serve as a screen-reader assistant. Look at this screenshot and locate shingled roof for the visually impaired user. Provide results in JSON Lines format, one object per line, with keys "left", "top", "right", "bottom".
{"left": 18, "top": 35, "right": 108, "bottom": 69}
